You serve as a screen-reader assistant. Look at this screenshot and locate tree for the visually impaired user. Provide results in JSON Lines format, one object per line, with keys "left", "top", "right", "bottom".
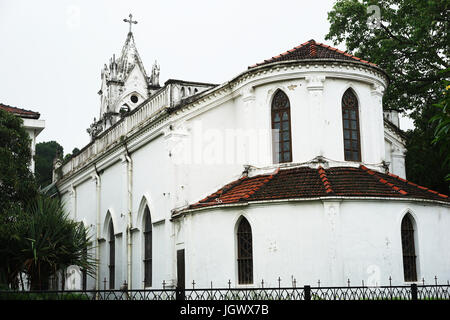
{"left": 19, "top": 194, "right": 96, "bottom": 290}
{"left": 0, "top": 109, "right": 37, "bottom": 287}
{"left": 62, "top": 147, "right": 80, "bottom": 163}
{"left": 35, "top": 141, "right": 64, "bottom": 188}
{"left": 405, "top": 104, "right": 449, "bottom": 192}
{"left": 430, "top": 80, "right": 450, "bottom": 182}
{"left": 0, "top": 109, "right": 37, "bottom": 213}
{"left": 326, "top": 0, "right": 449, "bottom": 193}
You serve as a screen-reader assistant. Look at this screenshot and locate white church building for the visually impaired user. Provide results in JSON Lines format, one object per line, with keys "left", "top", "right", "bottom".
{"left": 51, "top": 19, "right": 450, "bottom": 291}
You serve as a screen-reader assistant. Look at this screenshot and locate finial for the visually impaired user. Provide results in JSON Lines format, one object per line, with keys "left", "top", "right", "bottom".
{"left": 123, "top": 13, "right": 138, "bottom": 33}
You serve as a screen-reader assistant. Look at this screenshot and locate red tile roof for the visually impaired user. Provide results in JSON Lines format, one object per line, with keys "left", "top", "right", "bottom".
{"left": 248, "top": 39, "right": 377, "bottom": 69}
{"left": 0, "top": 103, "right": 40, "bottom": 119}
{"left": 181, "top": 166, "right": 449, "bottom": 212}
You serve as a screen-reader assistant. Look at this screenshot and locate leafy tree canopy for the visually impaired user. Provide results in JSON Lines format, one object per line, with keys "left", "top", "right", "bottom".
{"left": 0, "top": 109, "right": 37, "bottom": 214}
{"left": 430, "top": 80, "right": 450, "bottom": 182}
{"left": 35, "top": 141, "right": 63, "bottom": 188}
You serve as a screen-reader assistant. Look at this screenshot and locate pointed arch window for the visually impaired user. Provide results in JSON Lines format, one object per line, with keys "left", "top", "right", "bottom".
{"left": 237, "top": 217, "right": 253, "bottom": 284}
{"left": 342, "top": 89, "right": 361, "bottom": 161}
{"left": 401, "top": 214, "right": 418, "bottom": 282}
{"left": 271, "top": 90, "right": 292, "bottom": 163}
{"left": 108, "top": 221, "right": 115, "bottom": 289}
{"left": 143, "top": 206, "right": 152, "bottom": 287}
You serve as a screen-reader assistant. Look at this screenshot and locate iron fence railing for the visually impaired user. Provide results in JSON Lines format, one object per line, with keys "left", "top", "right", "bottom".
{"left": 1, "top": 283, "right": 449, "bottom": 300}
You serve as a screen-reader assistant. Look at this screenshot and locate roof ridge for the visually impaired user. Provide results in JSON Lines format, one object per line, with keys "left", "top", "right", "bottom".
{"left": 317, "top": 166, "right": 333, "bottom": 194}
{"left": 248, "top": 39, "right": 377, "bottom": 69}
{"left": 360, "top": 165, "right": 408, "bottom": 195}
{"left": 248, "top": 40, "right": 314, "bottom": 68}
{"left": 387, "top": 172, "right": 449, "bottom": 199}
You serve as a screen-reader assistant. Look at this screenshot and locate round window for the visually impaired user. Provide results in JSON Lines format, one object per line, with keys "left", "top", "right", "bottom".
{"left": 130, "top": 95, "right": 139, "bottom": 103}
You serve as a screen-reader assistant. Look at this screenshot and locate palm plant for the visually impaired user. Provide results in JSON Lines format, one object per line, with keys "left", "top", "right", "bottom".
{"left": 0, "top": 205, "right": 27, "bottom": 289}
{"left": 19, "top": 195, "right": 96, "bottom": 290}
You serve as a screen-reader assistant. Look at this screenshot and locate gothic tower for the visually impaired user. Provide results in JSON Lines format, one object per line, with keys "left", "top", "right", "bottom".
{"left": 88, "top": 15, "right": 161, "bottom": 139}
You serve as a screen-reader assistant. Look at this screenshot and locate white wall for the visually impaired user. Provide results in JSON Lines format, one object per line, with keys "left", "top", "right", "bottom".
{"left": 179, "top": 200, "right": 450, "bottom": 287}
{"left": 22, "top": 118, "right": 45, "bottom": 173}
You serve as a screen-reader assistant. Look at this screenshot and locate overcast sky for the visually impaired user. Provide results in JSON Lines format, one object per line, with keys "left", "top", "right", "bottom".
{"left": 0, "top": 0, "right": 413, "bottom": 154}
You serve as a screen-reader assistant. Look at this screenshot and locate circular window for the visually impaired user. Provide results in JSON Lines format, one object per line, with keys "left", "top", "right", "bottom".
{"left": 130, "top": 95, "right": 139, "bottom": 103}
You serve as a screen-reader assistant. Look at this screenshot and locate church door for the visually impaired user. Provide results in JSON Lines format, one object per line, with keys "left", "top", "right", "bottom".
{"left": 176, "top": 249, "right": 185, "bottom": 300}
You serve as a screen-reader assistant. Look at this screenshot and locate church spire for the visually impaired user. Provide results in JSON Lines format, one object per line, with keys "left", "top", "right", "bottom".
{"left": 89, "top": 14, "right": 160, "bottom": 140}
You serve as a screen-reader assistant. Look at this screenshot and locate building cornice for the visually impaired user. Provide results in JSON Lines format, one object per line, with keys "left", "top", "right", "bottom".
{"left": 171, "top": 196, "right": 450, "bottom": 220}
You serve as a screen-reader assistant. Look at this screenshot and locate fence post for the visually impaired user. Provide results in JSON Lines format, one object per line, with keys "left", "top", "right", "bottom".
{"left": 304, "top": 285, "right": 311, "bottom": 301}
{"left": 176, "top": 286, "right": 185, "bottom": 300}
{"left": 411, "top": 283, "right": 418, "bottom": 301}
{"left": 120, "top": 281, "right": 129, "bottom": 300}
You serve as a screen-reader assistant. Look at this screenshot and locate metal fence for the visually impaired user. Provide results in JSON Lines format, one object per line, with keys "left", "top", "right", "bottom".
{"left": 1, "top": 282, "right": 449, "bottom": 300}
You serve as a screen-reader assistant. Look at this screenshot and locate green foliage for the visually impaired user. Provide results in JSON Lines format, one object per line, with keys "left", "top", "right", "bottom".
{"left": 18, "top": 195, "right": 96, "bottom": 290}
{"left": 0, "top": 109, "right": 37, "bottom": 213}
{"left": 326, "top": 0, "right": 449, "bottom": 193}
{"left": 430, "top": 80, "right": 450, "bottom": 182}
{"left": 35, "top": 141, "right": 63, "bottom": 188}
{"left": 62, "top": 147, "right": 80, "bottom": 163}
{"left": 0, "top": 205, "right": 27, "bottom": 289}
{"left": 0, "top": 109, "right": 37, "bottom": 287}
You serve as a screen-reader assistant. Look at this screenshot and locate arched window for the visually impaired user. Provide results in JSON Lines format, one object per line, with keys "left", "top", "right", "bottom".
{"left": 342, "top": 89, "right": 361, "bottom": 161}
{"left": 237, "top": 217, "right": 253, "bottom": 284}
{"left": 143, "top": 206, "right": 152, "bottom": 287}
{"left": 108, "top": 221, "right": 115, "bottom": 289}
{"left": 401, "top": 214, "right": 418, "bottom": 282}
{"left": 271, "top": 90, "right": 292, "bottom": 163}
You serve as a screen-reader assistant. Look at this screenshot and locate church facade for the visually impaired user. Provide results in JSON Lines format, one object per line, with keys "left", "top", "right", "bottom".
{"left": 52, "top": 27, "right": 450, "bottom": 291}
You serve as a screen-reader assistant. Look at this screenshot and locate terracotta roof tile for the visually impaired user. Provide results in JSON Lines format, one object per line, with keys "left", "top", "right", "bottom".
{"left": 182, "top": 166, "right": 449, "bottom": 212}
{"left": 249, "top": 39, "right": 377, "bottom": 69}
{"left": 0, "top": 103, "right": 40, "bottom": 119}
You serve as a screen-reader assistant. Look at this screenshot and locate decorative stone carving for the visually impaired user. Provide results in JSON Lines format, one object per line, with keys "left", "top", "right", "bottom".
{"left": 241, "top": 86, "right": 255, "bottom": 103}
{"left": 305, "top": 75, "right": 325, "bottom": 91}
{"left": 150, "top": 61, "right": 160, "bottom": 86}
{"left": 371, "top": 83, "right": 384, "bottom": 97}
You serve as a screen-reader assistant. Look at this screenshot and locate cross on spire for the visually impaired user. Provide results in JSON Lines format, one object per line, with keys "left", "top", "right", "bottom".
{"left": 123, "top": 14, "right": 137, "bottom": 33}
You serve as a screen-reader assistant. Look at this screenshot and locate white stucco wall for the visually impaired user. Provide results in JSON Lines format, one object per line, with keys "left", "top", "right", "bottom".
{"left": 178, "top": 200, "right": 450, "bottom": 288}
{"left": 22, "top": 118, "right": 45, "bottom": 173}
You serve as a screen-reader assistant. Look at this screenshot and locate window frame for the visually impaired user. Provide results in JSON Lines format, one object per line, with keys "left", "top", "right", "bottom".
{"left": 341, "top": 88, "right": 362, "bottom": 162}
{"left": 108, "top": 221, "right": 115, "bottom": 289}
{"left": 237, "top": 217, "right": 253, "bottom": 285}
{"left": 143, "top": 206, "right": 152, "bottom": 288}
{"left": 401, "top": 214, "right": 418, "bottom": 282}
{"left": 271, "top": 90, "right": 293, "bottom": 164}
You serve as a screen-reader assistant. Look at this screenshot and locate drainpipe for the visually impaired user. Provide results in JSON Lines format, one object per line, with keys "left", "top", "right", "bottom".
{"left": 93, "top": 164, "right": 101, "bottom": 291}
{"left": 123, "top": 142, "right": 133, "bottom": 289}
